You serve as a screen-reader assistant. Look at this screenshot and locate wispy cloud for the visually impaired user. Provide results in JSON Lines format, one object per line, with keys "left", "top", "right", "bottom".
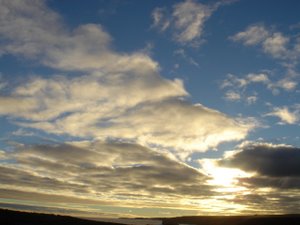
{"left": 230, "top": 24, "right": 298, "bottom": 60}
{"left": 235, "top": 25, "right": 295, "bottom": 62}
{"left": 171, "top": 0, "right": 213, "bottom": 44}
{"left": 174, "top": 48, "right": 199, "bottom": 67}
{"left": 221, "top": 72, "right": 298, "bottom": 103}
{"left": 265, "top": 106, "right": 300, "bottom": 125}
{"left": 152, "top": 0, "right": 232, "bottom": 46}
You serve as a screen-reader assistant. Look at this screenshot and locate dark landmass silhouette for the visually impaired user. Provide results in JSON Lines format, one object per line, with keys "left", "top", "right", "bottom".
{"left": 0, "top": 209, "right": 124, "bottom": 225}
{"left": 2, "top": 208, "right": 300, "bottom": 225}
{"left": 162, "top": 215, "right": 300, "bottom": 225}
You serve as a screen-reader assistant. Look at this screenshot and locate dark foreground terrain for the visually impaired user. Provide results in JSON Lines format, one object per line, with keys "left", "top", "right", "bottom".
{"left": 0, "top": 209, "right": 124, "bottom": 225}
{"left": 2, "top": 208, "right": 300, "bottom": 225}
{"left": 163, "top": 215, "right": 300, "bottom": 225}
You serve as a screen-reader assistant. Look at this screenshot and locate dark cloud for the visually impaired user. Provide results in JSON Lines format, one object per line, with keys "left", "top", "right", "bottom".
{"left": 217, "top": 143, "right": 300, "bottom": 191}
{"left": 239, "top": 176, "right": 300, "bottom": 189}
{"left": 219, "top": 143, "right": 300, "bottom": 177}
{"left": 228, "top": 192, "right": 300, "bottom": 214}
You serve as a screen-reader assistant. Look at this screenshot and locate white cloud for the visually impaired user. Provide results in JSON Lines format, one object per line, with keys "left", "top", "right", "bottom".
{"left": 276, "top": 78, "right": 298, "bottom": 91}
{"left": 246, "top": 95, "right": 258, "bottom": 105}
{"left": 224, "top": 91, "right": 241, "bottom": 101}
{"left": 221, "top": 73, "right": 269, "bottom": 89}
{"left": 231, "top": 25, "right": 299, "bottom": 97}
{"left": 231, "top": 25, "right": 270, "bottom": 45}
{"left": 172, "top": 0, "right": 213, "bottom": 44}
{"left": 0, "top": 0, "right": 255, "bottom": 160}
{"left": 221, "top": 72, "right": 297, "bottom": 103}
{"left": 221, "top": 73, "right": 272, "bottom": 104}
{"left": 152, "top": 0, "right": 215, "bottom": 45}
{"left": 152, "top": 7, "right": 170, "bottom": 32}
{"left": 262, "top": 32, "right": 290, "bottom": 59}
{"left": 231, "top": 24, "right": 299, "bottom": 61}
{"left": 174, "top": 48, "right": 199, "bottom": 67}
{"left": 246, "top": 73, "right": 269, "bottom": 83}
{"left": 265, "top": 106, "right": 299, "bottom": 124}
{"left": 0, "top": 0, "right": 157, "bottom": 73}
{"left": 12, "top": 128, "right": 35, "bottom": 137}
{"left": 1, "top": 78, "right": 253, "bottom": 159}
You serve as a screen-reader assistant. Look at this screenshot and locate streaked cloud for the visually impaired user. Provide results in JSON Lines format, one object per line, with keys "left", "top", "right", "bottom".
{"left": 0, "top": 141, "right": 213, "bottom": 210}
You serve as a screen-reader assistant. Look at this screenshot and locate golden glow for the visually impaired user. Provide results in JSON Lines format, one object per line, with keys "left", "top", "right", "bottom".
{"left": 201, "top": 160, "right": 250, "bottom": 189}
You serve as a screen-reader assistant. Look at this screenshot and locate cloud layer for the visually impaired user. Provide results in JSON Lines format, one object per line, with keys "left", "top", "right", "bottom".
{"left": 2, "top": 0, "right": 299, "bottom": 217}
{"left": 0, "top": 0, "right": 253, "bottom": 160}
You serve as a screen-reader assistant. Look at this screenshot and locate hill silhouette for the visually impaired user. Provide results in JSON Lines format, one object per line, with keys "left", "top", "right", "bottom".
{"left": 162, "top": 215, "right": 300, "bottom": 225}
{"left": 0, "top": 208, "right": 124, "bottom": 225}
{"left": 2, "top": 208, "right": 300, "bottom": 225}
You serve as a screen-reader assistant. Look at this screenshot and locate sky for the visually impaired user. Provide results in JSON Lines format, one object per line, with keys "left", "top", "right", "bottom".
{"left": 0, "top": 0, "right": 300, "bottom": 218}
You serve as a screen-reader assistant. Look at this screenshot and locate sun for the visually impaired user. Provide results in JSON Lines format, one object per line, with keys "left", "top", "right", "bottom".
{"left": 201, "top": 160, "right": 250, "bottom": 188}
{"left": 208, "top": 167, "right": 247, "bottom": 187}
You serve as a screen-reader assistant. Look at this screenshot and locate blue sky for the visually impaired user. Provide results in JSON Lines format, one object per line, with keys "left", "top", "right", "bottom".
{"left": 0, "top": 0, "right": 300, "bottom": 218}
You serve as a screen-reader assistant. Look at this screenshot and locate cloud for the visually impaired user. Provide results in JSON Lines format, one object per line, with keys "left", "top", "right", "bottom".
{"left": 221, "top": 73, "right": 270, "bottom": 89}
{"left": 0, "top": 73, "right": 187, "bottom": 122}
{"left": 262, "top": 32, "right": 290, "bottom": 59}
{"left": 0, "top": 141, "right": 214, "bottom": 209}
{"left": 221, "top": 72, "right": 298, "bottom": 103}
{"left": 245, "top": 95, "right": 258, "bottom": 105}
{"left": 152, "top": 0, "right": 216, "bottom": 45}
{"left": 152, "top": 7, "right": 170, "bottom": 32}
{"left": 224, "top": 91, "right": 241, "bottom": 101}
{"left": 221, "top": 73, "right": 270, "bottom": 103}
{"left": 0, "top": 0, "right": 157, "bottom": 73}
{"left": 230, "top": 25, "right": 299, "bottom": 98}
{"left": 172, "top": 0, "right": 213, "bottom": 44}
{"left": 174, "top": 48, "right": 199, "bottom": 67}
{"left": 197, "top": 142, "right": 300, "bottom": 213}
{"left": 275, "top": 78, "right": 298, "bottom": 91}
{"left": 217, "top": 142, "right": 300, "bottom": 191}
{"left": 231, "top": 24, "right": 299, "bottom": 61}
{"left": 231, "top": 25, "right": 270, "bottom": 46}
{"left": 0, "top": 0, "right": 258, "bottom": 215}
{"left": 0, "top": 0, "right": 255, "bottom": 159}
{"left": 0, "top": 77, "right": 252, "bottom": 158}
{"left": 265, "top": 106, "right": 299, "bottom": 124}
{"left": 219, "top": 142, "right": 300, "bottom": 177}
